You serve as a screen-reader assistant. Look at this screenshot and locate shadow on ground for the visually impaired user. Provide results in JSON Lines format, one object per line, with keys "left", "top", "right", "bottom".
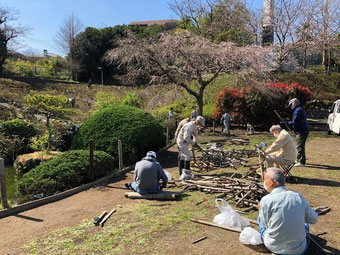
{"left": 295, "top": 177, "right": 340, "bottom": 187}
{"left": 2, "top": 75, "right": 78, "bottom": 89}
{"left": 306, "top": 163, "right": 340, "bottom": 171}
{"left": 244, "top": 234, "right": 339, "bottom": 255}
{"left": 157, "top": 150, "right": 178, "bottom": 169}
{"left": 307, "top": 233, "right": 340, "bottom": 254}
{"left": 100, "top": 172, "right": 132, "bottom": 190}
{"left": 14, "top": 214, "right": 44, "bottom": 222}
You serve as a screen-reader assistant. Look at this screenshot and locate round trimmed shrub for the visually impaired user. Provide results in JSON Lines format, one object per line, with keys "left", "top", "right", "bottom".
{"left": 17, "top": 150, "right": 115, "bottom": 198}
{"left": 0, "top": 118, "right": 37, "bottom": 158}
{"left": 70, "top": 105, "right": 165, "bottom": 165}
{"left": 0, "top": 118, "right": 37, "bottom": 139}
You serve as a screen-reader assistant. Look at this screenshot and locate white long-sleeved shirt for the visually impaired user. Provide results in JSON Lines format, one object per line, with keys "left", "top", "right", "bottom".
{"left": 265, "top": 129, "right": 296, "bottom": 162}
{"left": 174, "top": 118, "right": 190, "bottom": 138}
{"left": 259, "top": 186, "right": 318, "bottom": 254}
{"left": 176, "top": 121, "right": 198, "bottom": 146}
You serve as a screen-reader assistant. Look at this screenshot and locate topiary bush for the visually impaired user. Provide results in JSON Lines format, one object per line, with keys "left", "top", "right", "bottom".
{"left": 17, "top": 150, "right": 115, "bottom": 198}
{"left": 0, "top": 118, "right": 37, "bottom": 161}
{"left": 0, "top": 118, "right": 37, "bottom": 139}
{"left": 71, "top": 105, "right": 165, "bottom": 165}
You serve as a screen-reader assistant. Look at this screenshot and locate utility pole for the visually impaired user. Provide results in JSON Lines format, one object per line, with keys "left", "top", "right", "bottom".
{"left": 262, "top": 0, "right": 275, "bottom": 46}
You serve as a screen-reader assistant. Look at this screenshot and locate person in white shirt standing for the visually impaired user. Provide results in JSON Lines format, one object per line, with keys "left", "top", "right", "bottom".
{"left": 168, "top": 107, "right": 174, "bottom": 118}
{"left": 258, "top": 167, "right": 318, "bottom": 255}
{"left": 176, "top": 116, "right": 205, "bottom": 176}
{"left": 220, "top": 112, "right": 231, "bottom": 135}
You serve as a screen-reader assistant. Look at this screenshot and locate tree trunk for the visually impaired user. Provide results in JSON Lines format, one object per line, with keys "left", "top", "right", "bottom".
{"left": 322, "top": 0, "right": 329, "bottom": 72}
{"left": 327, "top": 46, "right": 331, "bottom": 74}
{"left": 197, "top": 91, "right": 204, "bottom": 116}
{"left": 303, "top": 43, "right": 307, "bottom": 68}
{"left": 0, "top": 37, "right": 8, "bottom": 73}
{"left": 322, "top": 44, "right": 327, "bottom": 71}
{"left": 46, "top": 115, "right": 52, "bottom": 152}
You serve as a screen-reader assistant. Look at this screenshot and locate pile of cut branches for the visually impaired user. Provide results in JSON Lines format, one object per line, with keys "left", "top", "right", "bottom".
{"left": 192, "top": 146, "right": 256, "bottom": 171}
{"left": 180, "top": 172, "right": 266, "bottom": 212}
{"left": 226, "top": 138, "right": 250, "bottom": 146}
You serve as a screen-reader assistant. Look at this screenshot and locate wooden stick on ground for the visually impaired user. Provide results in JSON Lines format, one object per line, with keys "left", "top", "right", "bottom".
{"left": 192, "top": 236, "right": 208, "bottom": 244}
{"left": 124, "top": 191, "right": 181, "bottom": 200}
{"left": 100, "top": 208, "right": 116, "bottom": 227}
{"left": 190, "top": 218, "right": 242, "bottom": 233}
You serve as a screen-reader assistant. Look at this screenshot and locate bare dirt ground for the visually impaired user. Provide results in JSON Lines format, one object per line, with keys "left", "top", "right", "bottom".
{"left": 0, "top": 173, "right": 135, "bottom": 254}
{"left": 0, "top": 135, "right": 339, "bottom": 255}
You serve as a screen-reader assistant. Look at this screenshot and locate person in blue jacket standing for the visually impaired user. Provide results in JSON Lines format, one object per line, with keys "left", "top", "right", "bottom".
{"left": 286, "top": 98, "right": 309, "bottom": 167}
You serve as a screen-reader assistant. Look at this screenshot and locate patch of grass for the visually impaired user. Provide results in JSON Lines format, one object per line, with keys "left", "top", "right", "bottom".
{"left": 24, "top": 189, "right": 222, "bottom": 254}
{"left": 308, "top": 131, "right": 329, "bottom": 140}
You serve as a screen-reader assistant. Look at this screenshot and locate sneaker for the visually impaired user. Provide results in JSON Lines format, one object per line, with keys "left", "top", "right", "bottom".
{"left": 125, "top": 182, "right": 131, "bottom": 190}
{"left": 294, "top": 162, "right": 305, "bottom": 167}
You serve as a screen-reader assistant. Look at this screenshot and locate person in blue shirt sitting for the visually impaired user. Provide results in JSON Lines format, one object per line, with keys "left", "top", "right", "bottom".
{"left": 258, "top": 167, "right": 318, "bottom": 255}
{"left": 286, "top": 98, "right": 309, "bottom": 167}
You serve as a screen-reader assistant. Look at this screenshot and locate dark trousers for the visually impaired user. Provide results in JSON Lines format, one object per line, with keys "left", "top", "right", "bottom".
{"left": 296, "top": 132, "right": 308, "bottom": 165}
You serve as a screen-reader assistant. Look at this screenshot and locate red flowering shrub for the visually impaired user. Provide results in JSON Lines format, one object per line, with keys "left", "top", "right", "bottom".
{"left": 286, "top": 83, "right": 311, "bottom": 106}
{"left": 213, "top": 82, "right": 311, "bottom": 128}
{"left": 212, "top": 87, "right": 246, "bottom": 123}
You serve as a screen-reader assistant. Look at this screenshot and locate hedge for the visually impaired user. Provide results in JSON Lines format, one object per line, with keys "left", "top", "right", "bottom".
{"left": 17, "top": 150, "right": 115, "bottom": 198}
{"left": 212, "top": 82, "right": 311, "bottom": 128}
{"left": 70, "top": 104, "right": 165, "bottom": 165}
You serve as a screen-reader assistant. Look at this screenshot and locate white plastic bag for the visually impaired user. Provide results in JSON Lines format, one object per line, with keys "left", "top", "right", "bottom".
{"left": 210, "top": 143, "right": 218, "bottom": 151}
{"left": 213, "top": 199, "right": 250, "bottom": 232}
{"left": 239, "top": 227, "right": 263, "bottom": 245}
{"left": 180, "top": 169, "right": 194, "bottom": 180}
{"left": 164, "top": 169, "right": 172, "bottom": 181}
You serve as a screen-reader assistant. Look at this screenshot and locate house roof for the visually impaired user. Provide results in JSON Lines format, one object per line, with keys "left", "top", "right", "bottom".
{"left": 128, "top": 19, "right": 179, "bottom": 26}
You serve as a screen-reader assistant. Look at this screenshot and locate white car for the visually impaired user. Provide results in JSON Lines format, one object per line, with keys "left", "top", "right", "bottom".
{"left": 327, "top": 99, "right": 340, "bottom": 135}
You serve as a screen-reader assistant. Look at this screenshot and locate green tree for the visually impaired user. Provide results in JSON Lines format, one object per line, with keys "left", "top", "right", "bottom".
{"left": 0, "top": 7, "right": 29, "bottom": 72}
{"left": 25, "top": 94, "right": 73, "bottom": 151}
{"left": 129, "top": 24, "right": 169, "bottom": 39}
{"left": 72, "top": 25, "right": 127, "bottom": 82}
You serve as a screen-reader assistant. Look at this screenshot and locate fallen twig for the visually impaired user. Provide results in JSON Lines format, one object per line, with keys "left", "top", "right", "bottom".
{"left": 192, "top": 236, "right": 208, "bottom": 244}
{"left": 190, "top": 218, "right": 242, "bottom": 233}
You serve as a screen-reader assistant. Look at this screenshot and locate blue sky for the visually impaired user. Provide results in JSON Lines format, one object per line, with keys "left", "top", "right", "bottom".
{"left": 1, "top": 0, "right": 262, "bottom": 56}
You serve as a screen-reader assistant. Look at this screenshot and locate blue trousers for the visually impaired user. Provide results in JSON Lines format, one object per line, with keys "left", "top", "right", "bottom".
{"left": 131, "top": 182, "right": 160, "bottom": 195}
{"left": 257, "top": 216, "right": 310, "bottom": 255}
